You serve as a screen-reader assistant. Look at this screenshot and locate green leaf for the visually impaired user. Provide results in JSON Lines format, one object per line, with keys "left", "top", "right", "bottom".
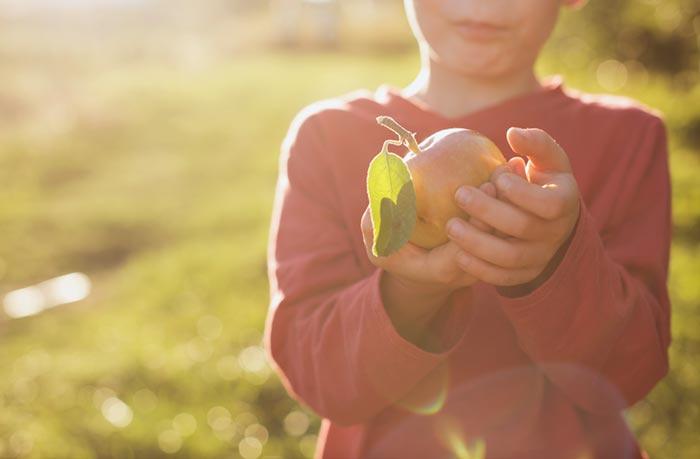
{"left": 366, "top": 150, "right": 416, "bottom": 257}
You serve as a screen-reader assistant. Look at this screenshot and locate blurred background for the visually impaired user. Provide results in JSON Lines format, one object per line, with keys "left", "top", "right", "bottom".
{"left": 0, "top": 0, "right": 698, "bottom": 457}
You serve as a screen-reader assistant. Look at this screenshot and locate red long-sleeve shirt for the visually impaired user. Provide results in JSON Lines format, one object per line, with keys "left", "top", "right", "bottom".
{"left": 265, "top": 78, "right": 671, "bottom": 459}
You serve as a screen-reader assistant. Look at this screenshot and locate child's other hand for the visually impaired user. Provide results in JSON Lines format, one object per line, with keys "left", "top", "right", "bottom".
{"left": 447, "top": 128, "right": 580, "bottom": 287}
{"left": 361, "top": 182, "right": 495, "bottom": 341}
{"left": 361, "top": 181, "right": 499, "bottom": 293}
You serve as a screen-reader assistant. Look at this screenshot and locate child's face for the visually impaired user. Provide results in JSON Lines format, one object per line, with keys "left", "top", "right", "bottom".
{"left": 405, "top": 0, "right": 565, "bottom": 78}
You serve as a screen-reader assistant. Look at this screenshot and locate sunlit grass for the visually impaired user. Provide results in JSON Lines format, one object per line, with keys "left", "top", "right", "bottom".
{"left": 0, "top": 44, "right": 423, "bottom": 458}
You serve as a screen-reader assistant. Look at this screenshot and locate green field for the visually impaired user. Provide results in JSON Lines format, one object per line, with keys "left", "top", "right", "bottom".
{"left": 1, "top": 6, "right": 699, "bottom": 458}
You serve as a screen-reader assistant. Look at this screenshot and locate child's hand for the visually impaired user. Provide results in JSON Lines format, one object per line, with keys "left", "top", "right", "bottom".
{"left": 361, "top": 182, "right": 499, "bottom": 292}
{"left": 446, "top": 128, "right": 580, "bottom": 287}
{"left": 360, "top": 182, "right": 498, "bottom": 340}
{"left": 362, "top": 208, "right": 474, "bottom": 292}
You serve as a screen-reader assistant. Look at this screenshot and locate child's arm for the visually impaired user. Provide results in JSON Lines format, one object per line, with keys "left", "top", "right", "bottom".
{"left": 359, "top": 199, "right": 502, "bottom": 345}
{"left": 266, "top": 111, "right": 470, "bottom": 425}
{"left": 450, "top": 119, "right": 671, "bottom": 413}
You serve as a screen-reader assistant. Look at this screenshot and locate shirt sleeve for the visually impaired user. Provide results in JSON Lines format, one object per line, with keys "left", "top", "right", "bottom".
{"left": 497, "top": 115, "right": 671, "bottom": 415}
{"left": 264, "top": 109, "right": 467, "bottom": 425}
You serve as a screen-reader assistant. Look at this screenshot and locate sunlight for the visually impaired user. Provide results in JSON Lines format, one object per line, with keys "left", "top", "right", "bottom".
{"left": 238, "top": 345, "right": 272, "bottom": 385}
{"left": 239, "top": 436, "right": 263, "bottom": 459}
{"left": 158, "top": 429, "right": 182, "bottom": 454}
{"left": 436, "top": 418, "right": 486, "bottom": 459}
{"left": 207, "top": 406, "right": 232, "bottom": 432}
{"left": 0, "top": 0, "right": 149, "bottom": 12}
{"left": 44, "top": 273, "right": 91, "bottom": 307}
{"left": 238, "top": 346, "right": 267, "bottom": 373}
{"left": 3, "top": 286, "right": 45, "bottom": 318}
{"left": 173, "top": 412, "right": 198, "bottom": 437}
{"left": 3, "top": 273, "right": 91, "bottom": 319}
{"left": 395, "top": 361, "right": 449, "bottom": 415}
{"left": 284, "top": 411, "right": 310, "bottom": 437}
{"left": 101, "top": 396, "right": 133, "bottom": 428}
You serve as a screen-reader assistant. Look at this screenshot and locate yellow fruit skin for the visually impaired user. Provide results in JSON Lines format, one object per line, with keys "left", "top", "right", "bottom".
{"left": 404, "top": 128, "right": 506, "bottom": 249}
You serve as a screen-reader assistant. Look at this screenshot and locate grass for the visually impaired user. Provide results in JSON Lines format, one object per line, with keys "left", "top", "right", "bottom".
{"left": 0, "top": 10, "right": 699, "bottom": 458}
{"left": 0, "top": 47, "right": 424, "bottom": 458}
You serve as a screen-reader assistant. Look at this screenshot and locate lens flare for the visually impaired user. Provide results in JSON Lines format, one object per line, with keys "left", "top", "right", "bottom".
{"left": 101, "top": 396, "right": 133, "bottom": 428}
{"left": 238, "top": 436, "right": 262, "bottom": 459}
{"left": 173, "top": 413, "right": 197, "bottom": 437}
{"left": 158, "top": 429, "right": 182, "bottom": 454}
{"left": 436, "top": 417, "right": 486, "bottom": 459}
{"left": 245, "top": 424, "right": 269, "bottom": 445}
{"left": 239, "top": 346, "right": 271, "bottom": 385}
{"left": 3, "top": 272, "right": 91, "bottom": 319}
{"left": 284, "top": 411, "right": 310, "bottom": 437}
{"left": 3, "top": 287, "right": 45, "bottom": 318}
{"left": 395, "top": 361, "right": 449, "bottom": 415}
{"left": 44, "top": 272, "right": 91, "bottom": 306}
{"left": 207, "top": 406, "right": 232, "bottom": 431}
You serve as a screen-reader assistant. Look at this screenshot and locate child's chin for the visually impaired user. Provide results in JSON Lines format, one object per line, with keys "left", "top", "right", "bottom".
{"left": 437, "top": 41, "right": 521, "bottom": 78}
{"left": 441, "top": 54, "right": 516, "bottom": 79}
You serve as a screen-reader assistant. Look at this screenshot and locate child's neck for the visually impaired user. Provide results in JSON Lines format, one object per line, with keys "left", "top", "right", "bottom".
{"left": 403, "top": 58, "right": 541, "bottom": 120}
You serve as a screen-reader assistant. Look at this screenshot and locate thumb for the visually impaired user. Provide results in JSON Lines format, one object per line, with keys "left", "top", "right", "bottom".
{"left": 361, "top": 206, "right": 373, "bottom": 247}
{"left": 506, "top": 156, "right": 527, "bottom": 179}
{"left": 361, "top": 206, "right": 381, "bottom": 262}
{"left": 506, "top": 127, "right": 572, "bottom": 173}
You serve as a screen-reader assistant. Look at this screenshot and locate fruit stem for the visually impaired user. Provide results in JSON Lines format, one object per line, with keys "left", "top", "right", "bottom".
{"left": 377, "top": 116, "right": 421, "bottom": 155}
{"left": 380, "top": 139, "right": 403, "bottom": 156}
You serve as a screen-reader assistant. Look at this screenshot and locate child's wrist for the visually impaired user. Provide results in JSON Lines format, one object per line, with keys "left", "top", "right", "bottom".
{"left": 385, "top": 270, "right": 455, "bottom": 299}
{"left": 380, "top": 271, "right": 456, "bottom": 343}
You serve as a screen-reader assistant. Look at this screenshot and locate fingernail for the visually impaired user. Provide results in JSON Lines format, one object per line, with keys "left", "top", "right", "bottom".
{"left": 497, "top": 174, "right": 511, "bottom": 191}
{"left": 456, "top": 187, "right": 472, "bottom": 206}
{"left": 447, "top": 218, "right": 463, "bottom": 238}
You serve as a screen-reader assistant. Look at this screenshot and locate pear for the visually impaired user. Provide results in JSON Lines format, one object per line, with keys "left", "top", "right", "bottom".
{"left": 377, "top": 116, "right": 506, "bottom": 249}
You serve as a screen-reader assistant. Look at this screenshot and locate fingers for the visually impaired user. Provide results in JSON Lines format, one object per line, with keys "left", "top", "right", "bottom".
{"left": 454, "top": 185, "right": 548, "bottom": 240}
{"left": 507, "top": 156, "right": 527, "bottom": 179}
{"left": 456, "top": 250, "right": 540, "bottom": 286}
{"left": 422, "top": 242, "right": 472, "bottom": 285}
{"left": 494, "top": 172, "right": 578, "bottom": 221}
{"left": 361, "top": 206, "right": 376, "bottom": 260}
{"left": 480, "top": 181, "right": 497, "bottom": 198}
{"left": 446, "top": 218, "right": 548, "bottom": 269}
{"left": 491, "top": 156, "right": 526, "bottom": 184}
{"left": 469, "top": 182, "right": 497, "bottom": 233}
{"left": 506, "top": 127, "right": 572, "bottom": 173}
{"left": 362, "top": 207, "right": 421, "bottom": 263}
{"left": 362, "top": 206, "right": 471, "bottom": 285}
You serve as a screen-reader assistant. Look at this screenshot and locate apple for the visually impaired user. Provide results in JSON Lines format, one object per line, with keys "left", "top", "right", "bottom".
{"left": 377, "top": 116, "right": 506, "bottom": 249}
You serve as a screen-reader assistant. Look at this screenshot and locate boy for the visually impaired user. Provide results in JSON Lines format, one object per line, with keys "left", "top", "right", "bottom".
{"left": 266, "top": 1, "right": 671, "bottom": 458}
